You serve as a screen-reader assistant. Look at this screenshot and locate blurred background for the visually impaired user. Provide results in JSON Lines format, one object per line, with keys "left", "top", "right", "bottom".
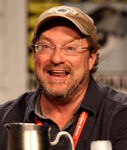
{"left": 0, "top": 0, "right": 127, "bottom": 104}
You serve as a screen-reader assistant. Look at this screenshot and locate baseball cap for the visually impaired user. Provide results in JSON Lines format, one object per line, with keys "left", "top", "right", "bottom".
{"left": 32, "top": 5, "right": 100, "bottom": 50}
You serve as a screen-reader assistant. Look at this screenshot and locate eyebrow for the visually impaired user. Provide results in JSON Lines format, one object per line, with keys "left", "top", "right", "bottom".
{"left": 39, "top": 35, "right": 52, "bottom": 43}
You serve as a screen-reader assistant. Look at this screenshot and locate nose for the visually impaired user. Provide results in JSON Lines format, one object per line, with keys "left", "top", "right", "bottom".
{"left": 50, "top": 47, "right": 65, "bottom": 64}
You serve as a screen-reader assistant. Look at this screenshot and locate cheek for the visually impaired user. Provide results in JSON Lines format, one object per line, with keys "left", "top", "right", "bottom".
{"left": 34, "top": 58, "right": 42, "bottom": 70}
{"left": 34, "top": 54, "right": 49, "bottom": 69}
{"left": 69, "top": 55, "right": 89, "bottom": 72}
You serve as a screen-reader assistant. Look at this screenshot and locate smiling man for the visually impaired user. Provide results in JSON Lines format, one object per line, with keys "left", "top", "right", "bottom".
{"left": 32, "top": 18, "right": 97, "bottom": 129}
{"left": 0, "top": 6, "right": 127, "bottom": 150}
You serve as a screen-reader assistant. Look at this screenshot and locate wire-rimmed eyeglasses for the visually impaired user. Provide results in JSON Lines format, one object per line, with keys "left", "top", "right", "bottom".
{"left": 31, "top": 38, "right": 92, "bottom": 56}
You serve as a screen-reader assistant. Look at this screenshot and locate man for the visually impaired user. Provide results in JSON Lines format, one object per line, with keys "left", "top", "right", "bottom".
{"left": 0, "top": 6, "right": 127, "bottom": 150}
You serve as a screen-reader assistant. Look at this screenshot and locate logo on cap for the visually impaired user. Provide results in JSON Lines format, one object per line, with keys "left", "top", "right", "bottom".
{"left": 48, "top": 6, "right": 78, "bottom": 15}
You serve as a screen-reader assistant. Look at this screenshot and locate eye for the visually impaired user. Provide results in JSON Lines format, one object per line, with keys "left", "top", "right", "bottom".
{"left": 41, "top": 44, "right": 50, "bottom": 49}
{"left": 66, "top": 46, "right": 76, "bottom": 51}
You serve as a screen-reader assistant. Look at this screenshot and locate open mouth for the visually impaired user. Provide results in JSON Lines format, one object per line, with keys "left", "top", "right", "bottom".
{"left": 48, "top": 70, "right": 69, "bottom": 77}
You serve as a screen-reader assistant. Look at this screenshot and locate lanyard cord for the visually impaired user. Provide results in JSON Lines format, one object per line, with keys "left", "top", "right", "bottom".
{"left": 35, "top": 111, "right": 88, "bottom": 149}
{"left": 72, "top": 112, "right": 88, "bottom": 148}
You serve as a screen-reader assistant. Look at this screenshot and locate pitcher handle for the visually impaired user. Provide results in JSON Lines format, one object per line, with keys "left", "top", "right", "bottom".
{"left": 48, "top": 128, "right": 75, "bottom": 150}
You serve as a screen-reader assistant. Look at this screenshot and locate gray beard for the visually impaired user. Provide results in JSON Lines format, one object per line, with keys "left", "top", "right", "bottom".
{"left": 36, "top": 72, "right": 88, "bottom": 102}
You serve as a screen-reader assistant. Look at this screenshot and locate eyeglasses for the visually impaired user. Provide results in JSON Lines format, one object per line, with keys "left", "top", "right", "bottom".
{"left": 32, "top": 39, "right": 92, "bottom": 56}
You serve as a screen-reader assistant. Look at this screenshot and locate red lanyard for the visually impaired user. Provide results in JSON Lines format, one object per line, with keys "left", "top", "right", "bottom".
{"left": 35, "top": 111, "right": 88, "bottom": 148}
{"left": 35, "top": 116, "right": 43, "bottom": 125}
{"left": 72, "top": 112, "right": 88, "bottom": 148}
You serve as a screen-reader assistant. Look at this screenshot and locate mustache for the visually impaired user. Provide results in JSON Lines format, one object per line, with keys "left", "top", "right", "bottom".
{"left": 43, "top": 63, "right": 72, "bottom": 73}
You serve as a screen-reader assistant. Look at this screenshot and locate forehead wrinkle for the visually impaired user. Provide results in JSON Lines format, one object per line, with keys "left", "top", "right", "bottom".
{"left": 39, "top": 33, "right": 83, "bottom": 46}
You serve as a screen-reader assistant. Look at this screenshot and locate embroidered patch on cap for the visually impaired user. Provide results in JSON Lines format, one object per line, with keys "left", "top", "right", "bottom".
{"left": 48, "top": 6, "right": 78, "bottom": 15}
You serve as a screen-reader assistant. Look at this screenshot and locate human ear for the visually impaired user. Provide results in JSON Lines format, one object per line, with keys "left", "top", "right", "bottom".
{"left": 89, "top": 52, "right": 97, "bottom": 70}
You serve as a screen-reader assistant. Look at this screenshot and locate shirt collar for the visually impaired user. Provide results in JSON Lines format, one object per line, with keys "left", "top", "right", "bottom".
{"left": 23, "top": 87, "right": 41, "bottom": 122}
{"left": 80, "top": 75, "right": 107, "bottom": 116}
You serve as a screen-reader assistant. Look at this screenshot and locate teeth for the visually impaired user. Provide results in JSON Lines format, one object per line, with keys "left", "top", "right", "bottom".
{"left": 48, "top": 70, "right": 69, "bottom": 76}
{"left": 51, "top": 70, "right": 65, "bottom": 73}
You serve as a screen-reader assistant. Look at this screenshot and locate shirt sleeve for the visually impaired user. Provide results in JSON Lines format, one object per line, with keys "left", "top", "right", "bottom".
{"left": 110, "top": 107, "right": 127, "bottom": 150}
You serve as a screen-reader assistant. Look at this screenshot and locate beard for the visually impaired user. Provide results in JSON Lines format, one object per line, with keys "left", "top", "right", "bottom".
{"left": 35, "top": 63, "right": 89, "bottom": 102}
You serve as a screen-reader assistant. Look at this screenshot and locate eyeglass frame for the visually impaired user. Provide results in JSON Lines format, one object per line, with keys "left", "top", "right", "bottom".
{"left": 31, "top": 38, "right": 93, "bottom": 56}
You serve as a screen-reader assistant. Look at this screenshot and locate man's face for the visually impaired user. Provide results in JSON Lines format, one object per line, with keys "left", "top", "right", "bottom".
{"left": 34, "top": 23, "right": 97, "bottom": 100}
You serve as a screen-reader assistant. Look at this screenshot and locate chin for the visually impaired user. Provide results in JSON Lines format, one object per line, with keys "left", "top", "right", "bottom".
{"left": 41, "top": 84, "right": 71, "bottom": 99}
{"left": 44, "top": 88, "right": 68, "bottom": 97}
